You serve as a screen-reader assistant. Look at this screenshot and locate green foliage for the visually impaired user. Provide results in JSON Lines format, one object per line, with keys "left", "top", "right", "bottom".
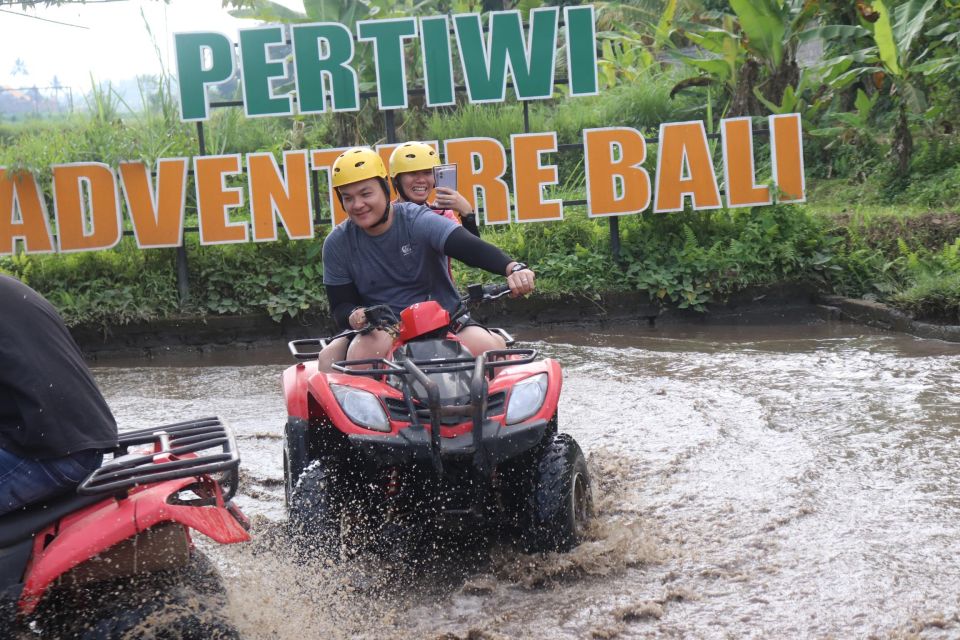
{"left": 618, "top": 205, "right": 836, "bottom": 310}
{"left": 0, "top": 240, "right": 179, "bottom": 327}
{"left": 456, "top": 205, "right": 838, "bottom": 313}
{"left": 889, "top": 238, "right": 960, "bottom": 322}
{"left": 425, "top": 102, "right": 541, "bottom": 146}
{"left": 188, "top": 237, "right": 328, "bottom": 322}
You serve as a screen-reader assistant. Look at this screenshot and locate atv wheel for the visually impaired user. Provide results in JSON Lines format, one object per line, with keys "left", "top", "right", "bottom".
{"left": 37, "top": 550, "right": 238, "bottom": 640}
{"left": 288, "top": 457, "right": 343, "bottom": 557}
{"left": 523, "top": 433, "right": 593, "bottom": 553}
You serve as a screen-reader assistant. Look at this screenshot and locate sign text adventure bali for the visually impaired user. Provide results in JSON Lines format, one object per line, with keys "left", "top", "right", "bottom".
{"left": 0, "top": 6, "right": 805, "bottom": 256}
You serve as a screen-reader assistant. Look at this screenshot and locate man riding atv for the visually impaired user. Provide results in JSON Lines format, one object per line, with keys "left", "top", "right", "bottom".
{"left": 285, "top": 148, "right": 592, "bottom": 558}
{"left": 317, "top": 146, "right": 536, "bottom": 372}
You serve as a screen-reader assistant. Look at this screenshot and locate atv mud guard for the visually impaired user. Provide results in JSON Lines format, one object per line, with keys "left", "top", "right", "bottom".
{"left": 333, "top": 349, "right": 539, "bottom": 478}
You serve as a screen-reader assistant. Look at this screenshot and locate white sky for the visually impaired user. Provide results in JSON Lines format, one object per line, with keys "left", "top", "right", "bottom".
{"left": 0, "top": 0, "right": 302, "bottom": 91}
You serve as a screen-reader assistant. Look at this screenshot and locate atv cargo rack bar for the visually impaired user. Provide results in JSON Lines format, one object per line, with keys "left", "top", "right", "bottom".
{"left": 77, "top": 416, "right": 240, "bottom": 500}
{"left": 331, "top": 348, "right": 538, "bottom": 377}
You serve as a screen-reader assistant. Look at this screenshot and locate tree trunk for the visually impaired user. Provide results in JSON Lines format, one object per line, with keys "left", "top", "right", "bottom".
{"left": 762, "top": 49, "right": 800, "bottom": 108}
{"left": 729, "top": 58, "right": 762, "bottom": 117}
{"left": 892, "top": 105, "right": 913, "bottom": 175}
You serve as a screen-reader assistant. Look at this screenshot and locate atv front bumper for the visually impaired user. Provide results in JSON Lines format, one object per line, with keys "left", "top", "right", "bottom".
{"left": 346, "top": 419, "right": 548, "bottom": 468}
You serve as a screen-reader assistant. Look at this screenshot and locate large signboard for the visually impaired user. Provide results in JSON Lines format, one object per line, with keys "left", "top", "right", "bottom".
{"left": 0, "top": 6, "right": 805, "bottom": 257}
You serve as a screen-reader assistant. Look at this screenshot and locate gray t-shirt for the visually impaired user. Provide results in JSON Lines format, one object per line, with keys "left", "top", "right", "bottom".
{"left": 322, "top": 202, "right": 460, "bottom": 315}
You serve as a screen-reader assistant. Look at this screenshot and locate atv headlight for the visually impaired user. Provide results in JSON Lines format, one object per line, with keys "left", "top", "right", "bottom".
{"left": 331, "top": 385, "right": 390, "bottom": 432}
{"left": 505, "top": 373, "right": 548, "bottom": 425}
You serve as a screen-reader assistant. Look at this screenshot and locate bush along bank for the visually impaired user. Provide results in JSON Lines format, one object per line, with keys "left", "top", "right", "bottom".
{"left": 2, "top": 203, "right": 958, "bottom": 334}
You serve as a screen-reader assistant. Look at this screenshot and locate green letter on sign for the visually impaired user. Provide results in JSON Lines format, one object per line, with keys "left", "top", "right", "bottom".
{"left": 174, "top": 32, "right": 235, "bottom": 121}
{"left": 239, "top": 26, "right": 293, "bottom": 117}
{"left": 292, "top": 23, "right": 359, "bottom": 113}
{"left": 357, "top": 18, "right": 418, "bottom": 110}
{"left": 454, "top": 9, "right": 558, "bottom": 103}
{"left": 420, "top": 16, "right": 454, "bottom": 107}
{"left": 565, "top": 6, "right": 598, "bottom": 96}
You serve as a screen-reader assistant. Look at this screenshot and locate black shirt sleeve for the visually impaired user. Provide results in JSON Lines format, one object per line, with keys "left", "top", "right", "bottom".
{"left": 460, "top": 213, "right": 480, "bottom": 238}
{"left": 325, "top": 282, "right": 362, "bottom": 331}
{"left": 443, "top": 226, "right": 513, "bottom": 276}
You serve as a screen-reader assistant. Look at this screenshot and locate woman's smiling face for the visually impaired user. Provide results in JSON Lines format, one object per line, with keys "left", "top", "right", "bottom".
{"left": 397, "top": 169, "right": 435, "bottom": 204}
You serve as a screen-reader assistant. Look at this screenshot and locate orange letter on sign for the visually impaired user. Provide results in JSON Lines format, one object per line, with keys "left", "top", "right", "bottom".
{"left": 311, "top": 147, "right": 348, "bottom": 225}
{"left": 194, "top": 155, "right": 248, "bottom": 245}
{"left": 584, "top": 127, "right": 651, "bottom": 217}
{"left": 248, "top": 150, "right": 313, "bottom": 242}
{"left": 653, "top": 121, "right": 722, "bottom": 213}
{"left": 0, "top": 168, "right": 53, "bottom": 255}
{"left": 770, "top": 113, "right": 805, "bottom": 203}
{"left": 510, "top": 132, "right": 562, "bottom": 223}
{"left": 118, "top": 159, "right": 188, "bottom": 248}
{"left": 52, "top": 163, "right": 122, "bottom": 253}
{"left": 720, "top": 117, "right": 772, "bottom": 208}
{"left": 444, "top": 138, "right": 511, "bottom": 225}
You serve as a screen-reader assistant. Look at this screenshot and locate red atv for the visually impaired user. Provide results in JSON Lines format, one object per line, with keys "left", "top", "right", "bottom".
{"left": 282, "top": 284, "right": 592, "bottom": 557}
{"left": 0, "top": 417, "right": 249, "bottom": 639}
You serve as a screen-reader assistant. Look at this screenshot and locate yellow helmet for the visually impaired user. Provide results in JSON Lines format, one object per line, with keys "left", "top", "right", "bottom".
{"left": 331, "top": 147, "right": 388, "bottom": 188}
{"left": 389, "top": 142, "right": 439, "bottom": 177}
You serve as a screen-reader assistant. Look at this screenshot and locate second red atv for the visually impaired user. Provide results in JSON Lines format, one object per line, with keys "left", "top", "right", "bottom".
{"left": 282, "top": 284, "right": 592, "bottom": 557}
{"left": 0, "top": 417, "right": 249, "bottom": 639}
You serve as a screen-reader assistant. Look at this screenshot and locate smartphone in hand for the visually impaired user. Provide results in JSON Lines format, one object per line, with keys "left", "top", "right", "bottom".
{"left": 433, "top": 164, "right": 457, "bottom": 191}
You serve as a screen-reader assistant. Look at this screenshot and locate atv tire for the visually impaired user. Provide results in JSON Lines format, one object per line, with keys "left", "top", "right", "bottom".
{"left": 37, "top": 550, "right": 238, "bottom": 640}
{"left": 288, "top": 457, "right": 343, "bottom": 557}
{"left": 523, "top": 433, "right": 593, "bottom": 553}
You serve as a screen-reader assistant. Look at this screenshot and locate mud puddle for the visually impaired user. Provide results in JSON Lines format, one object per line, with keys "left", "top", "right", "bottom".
{"left": 93, "top": 320, "right": 960, "bottom": 638}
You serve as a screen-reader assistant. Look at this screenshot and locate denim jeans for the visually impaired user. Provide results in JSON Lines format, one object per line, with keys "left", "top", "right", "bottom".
{"left": 0, "top": 449, "right": 103, "bottom": 516}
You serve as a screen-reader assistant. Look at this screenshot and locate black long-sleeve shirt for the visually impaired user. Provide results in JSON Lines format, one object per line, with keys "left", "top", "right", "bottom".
{"left": 0, "top": 276, "right": 118, "bottom": 459}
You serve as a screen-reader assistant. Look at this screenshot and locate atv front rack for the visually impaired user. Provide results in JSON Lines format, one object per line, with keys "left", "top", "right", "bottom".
{"left": 77, "top": 416, "right": 240, "bottom": 500}
{"left": 331, "top": 348, "right": 537, "bottom": 377}
{"left": 287, "top": 328, "right": 516, "bottom": 362}
{"left": 332, "top": 349, "right": 539, "bottom": 478}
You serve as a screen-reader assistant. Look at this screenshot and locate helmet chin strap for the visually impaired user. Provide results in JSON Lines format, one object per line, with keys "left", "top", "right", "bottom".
{"left": 392, "top": 178, "right": 410, "bottom": 203}
{"left": 370, "top": 178, "right": 392, "bottom": 228}
{"left": 371, "top": 202, "right": 391, "bottom": 228}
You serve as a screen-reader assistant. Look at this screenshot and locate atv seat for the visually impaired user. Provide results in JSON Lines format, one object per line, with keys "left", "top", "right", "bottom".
{"left": 0, "top": 492, "right": 106, "bottom": 548}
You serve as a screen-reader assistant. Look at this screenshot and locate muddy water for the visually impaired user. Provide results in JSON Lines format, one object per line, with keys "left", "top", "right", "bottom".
{"left": 92, "top": 320, "right": 960, "bottom": 639}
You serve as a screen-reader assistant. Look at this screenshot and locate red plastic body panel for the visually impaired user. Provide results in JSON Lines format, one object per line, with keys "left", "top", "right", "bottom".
{"left": 304, "top": 356, "right": 562, "bottom": 438}
{"left": 399, "top": 302, "right": 450, "bottom": 342}
{"left": 18, "top": 475, "right": 249, "bottom": 615}
{"left": 284, "top": 360, "right": 318, "bottom": 419}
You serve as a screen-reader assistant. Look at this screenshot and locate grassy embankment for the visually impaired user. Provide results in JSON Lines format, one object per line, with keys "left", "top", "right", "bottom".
{"left": 1, "top": 71, "right": 958, "bottom": 328}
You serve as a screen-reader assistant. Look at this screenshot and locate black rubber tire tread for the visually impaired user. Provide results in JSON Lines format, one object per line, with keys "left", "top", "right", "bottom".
{"left": 36, "top": 550, "right": 239, "bottom": 640}
{"left": 523, "top": 432, "right": 592, "bottom": 553}
{"left": 288, "top": 457, "right": 343, "bottom": 556}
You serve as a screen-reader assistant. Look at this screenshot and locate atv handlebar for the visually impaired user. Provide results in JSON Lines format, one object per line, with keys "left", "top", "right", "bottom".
{"left": 462, "top": 282, "right": 512, "bottom": 304}
{"left": 288, "top": 283, "right": 516, "bottom": 361}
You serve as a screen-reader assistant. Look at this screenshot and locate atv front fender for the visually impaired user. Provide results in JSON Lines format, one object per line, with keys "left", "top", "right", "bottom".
{"left": 19, "top": 476, "right": 249, "bottom": 615}
{"left": 283, "top": 360, "right": 318, "bottom": 419}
